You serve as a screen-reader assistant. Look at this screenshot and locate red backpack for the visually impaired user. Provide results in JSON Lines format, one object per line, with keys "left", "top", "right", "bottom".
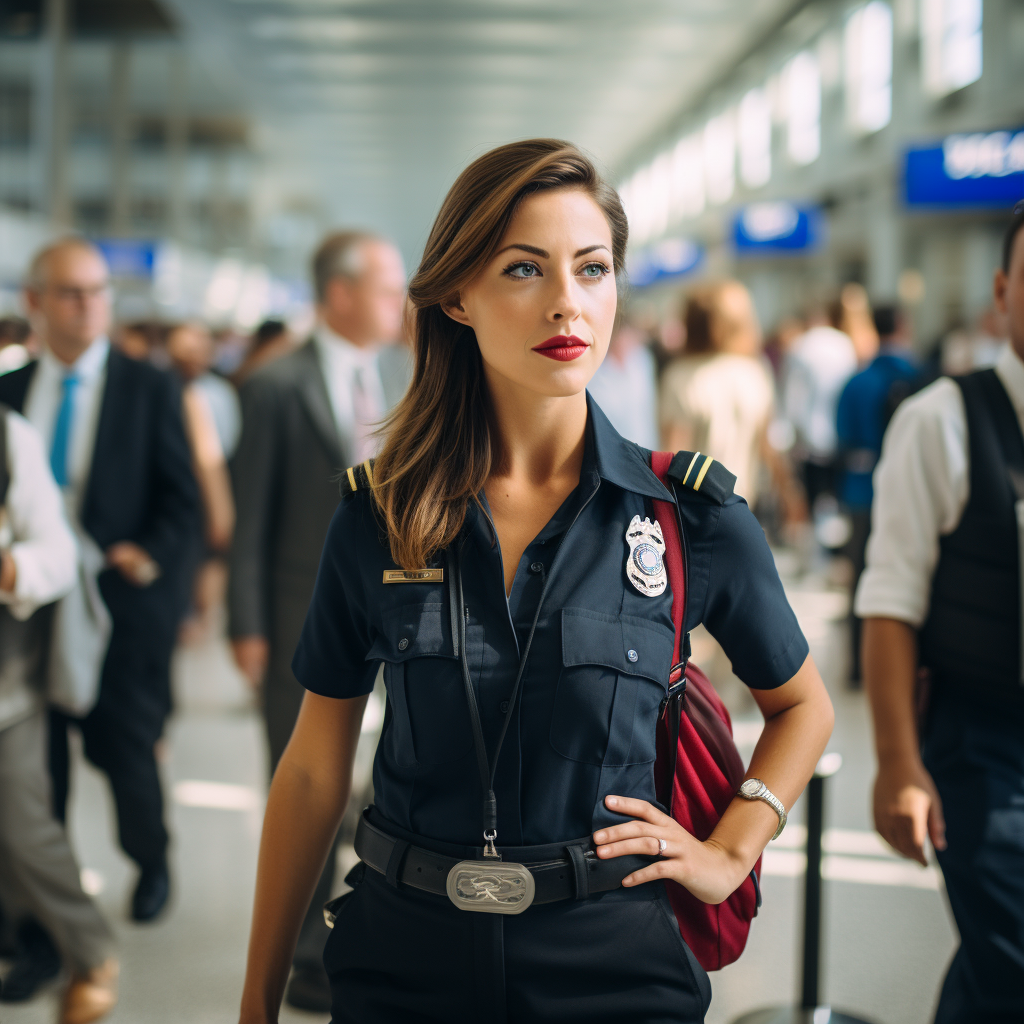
{"left": 649, "top": 450, "right": 762, "bottom": 972}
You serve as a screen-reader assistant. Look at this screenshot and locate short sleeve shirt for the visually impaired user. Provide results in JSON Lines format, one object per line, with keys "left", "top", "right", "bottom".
{"left": 293, "top": 396, "right": 808, "bottom": 847}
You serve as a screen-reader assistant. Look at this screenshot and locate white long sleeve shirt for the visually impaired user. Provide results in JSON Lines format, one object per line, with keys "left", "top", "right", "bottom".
{"left": 855, "top": 344, "right": 1024, "bottom": 627}
{"left": 0, "top": 410, "right": 77, "bottom": 620}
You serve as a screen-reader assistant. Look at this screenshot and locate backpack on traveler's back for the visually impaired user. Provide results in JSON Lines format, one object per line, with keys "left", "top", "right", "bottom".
{"left": 649, "top": 450, "right": 763, "bottom": 972}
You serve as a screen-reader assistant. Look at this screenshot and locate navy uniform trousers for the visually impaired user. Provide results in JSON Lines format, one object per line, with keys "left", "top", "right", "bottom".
{"left": 923, "top": 688, "right": 1024, "bottom": 1024}
{"left": 326, "top": 866, "right": 710, "bottom": 1024}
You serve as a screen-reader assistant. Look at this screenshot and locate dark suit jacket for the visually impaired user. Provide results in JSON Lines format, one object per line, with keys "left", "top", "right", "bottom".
{"left": 227, "top": 339, "right": 409, "bottom": 675}
{"left": 0, "top": 349, "right": 201, "bottom": 648}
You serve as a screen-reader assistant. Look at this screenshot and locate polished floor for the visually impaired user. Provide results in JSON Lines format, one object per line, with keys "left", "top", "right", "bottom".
{"left": 1, "top": 552, "right": 956, "bottom": 1024}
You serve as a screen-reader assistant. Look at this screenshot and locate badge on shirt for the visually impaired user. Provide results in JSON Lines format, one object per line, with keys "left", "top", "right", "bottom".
{"left": 625, "top": 516, "right": 667, "bottom": 597}
{"left": 383, "top": 569, "right": 444, "bottom": 584}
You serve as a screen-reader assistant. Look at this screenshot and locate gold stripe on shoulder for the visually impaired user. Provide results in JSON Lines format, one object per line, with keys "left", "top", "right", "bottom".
{"left": 362, "top": 458, "right": 374, "bottom": 487}
{"left": 693, "top": 455, "right": 714, "bottom": 491}
{"left": 383, "top": 569, "right": 444, "bottom": 584}
{"left": 346, "top": 466, "right": 357, "bottom": 492}
{"left": 682, "top": 451, "right": 702, "bottom": 485}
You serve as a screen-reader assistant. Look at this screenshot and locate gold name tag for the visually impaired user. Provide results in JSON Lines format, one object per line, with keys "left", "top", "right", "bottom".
{"left": 382, "top": 569, "right": 444, "bottom": 584}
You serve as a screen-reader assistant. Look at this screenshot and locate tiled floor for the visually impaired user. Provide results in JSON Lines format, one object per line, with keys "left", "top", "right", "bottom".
{"left": 0, "top": 556, "right": 956, "bottom": 1024}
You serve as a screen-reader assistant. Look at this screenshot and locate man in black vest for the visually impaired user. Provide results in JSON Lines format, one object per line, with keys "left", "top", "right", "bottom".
{"left": 0, "top": 238, "right": 199, "bottom": 940}
{"left": 860, "top": 202, "right": 1024, "bottom": 1023}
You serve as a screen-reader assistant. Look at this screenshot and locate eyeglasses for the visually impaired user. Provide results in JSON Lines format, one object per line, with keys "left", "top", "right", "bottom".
{"left": 46, "top": 284, "right": 112, "bottom": 303}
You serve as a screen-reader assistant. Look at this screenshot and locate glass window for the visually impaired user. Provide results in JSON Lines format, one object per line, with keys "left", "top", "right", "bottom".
{"left": 845, "top": 2, "right": 894, "bottom": 133}
{"left": 704, "top": 110, "right": 736, "bottom": 204}
{"left": 921, "top": 0, "right": 983, "bottom": 97}
{"left": 783, "top": 51, "right": 822, "bottom": 165}
{"left": 739, "top": 87, "right": 772, "bottom": 189}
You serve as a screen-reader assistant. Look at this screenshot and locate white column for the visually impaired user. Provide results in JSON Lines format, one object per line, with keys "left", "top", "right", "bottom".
{"left": 33, "top": 0, "right": 71, "bottom": 225}
{"left": 109, "top": 39, "right": 132, "bottom": 236}
{"left": 166, "top": 48, "right": 188, "bottom": 241}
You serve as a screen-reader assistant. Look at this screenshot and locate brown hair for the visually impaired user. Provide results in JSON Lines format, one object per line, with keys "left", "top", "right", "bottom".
{"left": 371, "top": 139, "right": 627, "bottom": 570}
{"left": 682, "top": 280, "right": 759, "bottom": 356}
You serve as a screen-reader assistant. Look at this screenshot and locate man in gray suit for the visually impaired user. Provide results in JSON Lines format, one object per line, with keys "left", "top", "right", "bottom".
{"left": 228, "top": 231, "right": 407, "bottom": 1011}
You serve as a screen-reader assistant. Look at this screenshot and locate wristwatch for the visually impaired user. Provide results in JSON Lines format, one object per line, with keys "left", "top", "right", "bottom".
{"left": 738, "top": 778, "right": 787, "bottom": 840}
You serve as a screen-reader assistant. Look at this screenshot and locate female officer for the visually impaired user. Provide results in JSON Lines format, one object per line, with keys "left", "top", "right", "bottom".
{"left": 238, "top": 139, "right": 834, "bottom": 1024}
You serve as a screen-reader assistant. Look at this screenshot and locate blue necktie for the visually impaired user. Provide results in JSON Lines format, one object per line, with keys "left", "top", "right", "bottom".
{"left": 49, "top": 372, "right": 79, "bottom": 488}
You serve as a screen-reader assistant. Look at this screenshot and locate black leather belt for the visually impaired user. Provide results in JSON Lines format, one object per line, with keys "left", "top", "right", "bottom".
{"left": 352, "top": 811, "right": 653, "bottom": 907}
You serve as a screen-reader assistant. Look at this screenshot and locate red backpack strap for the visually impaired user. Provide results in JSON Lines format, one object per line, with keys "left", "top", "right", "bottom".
{"left": 650, "top": 451, "right": 685, "bottom": 680}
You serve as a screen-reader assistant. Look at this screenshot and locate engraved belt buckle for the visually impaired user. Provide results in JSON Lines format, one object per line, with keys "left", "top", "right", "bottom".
{"left": 445, "top": 830, "right": 535, "bottom": 915}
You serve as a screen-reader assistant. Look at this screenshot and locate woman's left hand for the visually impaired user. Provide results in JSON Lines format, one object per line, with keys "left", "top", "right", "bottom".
{"left": 593, "top": 795, "right": 751, "bottom": 905}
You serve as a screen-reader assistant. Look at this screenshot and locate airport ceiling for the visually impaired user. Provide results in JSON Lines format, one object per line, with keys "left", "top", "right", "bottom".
{"left": 163, "top": 0, "right": 817, "bottom": 260}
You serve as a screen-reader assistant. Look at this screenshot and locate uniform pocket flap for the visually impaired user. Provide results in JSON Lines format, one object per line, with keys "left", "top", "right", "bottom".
{"left": 366, "top": 602, "right": 454, "bottom": 662}
{"left": 561, "top": 607, "right": 675, "bottom": 685}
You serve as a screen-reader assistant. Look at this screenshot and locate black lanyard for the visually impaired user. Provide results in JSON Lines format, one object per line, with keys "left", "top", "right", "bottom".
{"left": 447, "top": 541, "right": 550, "bottom": 858}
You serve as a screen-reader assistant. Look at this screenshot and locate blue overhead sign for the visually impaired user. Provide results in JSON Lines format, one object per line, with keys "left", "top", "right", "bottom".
{"left": 628, "top": 238, "right": 704, "bottom": 287}
{"left": 732, "top": 202, "right": 823, "bottom": 254}
{"left": 904, "top": 130, "right": 1024, "bottom": 208}
{"left": 94, "top": 238, "right": 158, "bottom": 279}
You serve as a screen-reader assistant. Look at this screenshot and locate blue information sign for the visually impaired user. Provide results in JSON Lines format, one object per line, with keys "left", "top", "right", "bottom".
{"left": 629, "top": 238, "right": 703, "bottom": 287}
{"left": 904, "top": 130, "right": 1024, "bottom": 208}
{"left": 732, "top": 203, "right": 823, "bottom": 254}
{"left": 94, "top": 239, "right": 158, "bottom": 279}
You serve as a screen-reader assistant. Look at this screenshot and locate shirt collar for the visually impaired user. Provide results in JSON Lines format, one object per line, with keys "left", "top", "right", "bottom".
{"left": 39, "top": 336, "right": 110, "bottom": 382}
{"left": 586, "top": 392, "right": 675, "bottom": 503}
{"left": 995, "top": 343, "right": 1024, "bottom": 423}
{"left": 315, "top": 323, "right": 379, "bottom": 369}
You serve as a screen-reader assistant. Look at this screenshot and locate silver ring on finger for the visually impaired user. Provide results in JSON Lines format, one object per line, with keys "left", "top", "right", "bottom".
{"left": 658, "top": 838, "right": 668, "bottom": 855}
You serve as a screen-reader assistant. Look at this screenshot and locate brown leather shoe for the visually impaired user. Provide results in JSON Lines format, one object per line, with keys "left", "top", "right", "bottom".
{"left": 59, "top": 958, "right": 119, "bottom": 1024}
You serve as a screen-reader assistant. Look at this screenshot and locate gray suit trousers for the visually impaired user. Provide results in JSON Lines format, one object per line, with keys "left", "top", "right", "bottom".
{"left": 0, "top": 710, "right": 115, "bottom": 973}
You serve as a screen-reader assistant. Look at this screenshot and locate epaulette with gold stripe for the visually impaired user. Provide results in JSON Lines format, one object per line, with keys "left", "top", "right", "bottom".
{"left": 340, "top": 458, "right": 376, "bottom": 495}
{"left": 666, "top": 450, "right": 736, "bottom": 505}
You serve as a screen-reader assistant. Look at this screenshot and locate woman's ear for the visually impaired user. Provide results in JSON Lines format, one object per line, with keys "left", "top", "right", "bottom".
{"left": 441, "top": 295, "right": 472, "bottom": 327}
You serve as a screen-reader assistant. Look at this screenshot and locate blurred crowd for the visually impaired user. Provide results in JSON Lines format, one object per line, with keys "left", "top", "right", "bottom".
{"left": 0, "top": 224, "right": 1015, "bottom": 1022}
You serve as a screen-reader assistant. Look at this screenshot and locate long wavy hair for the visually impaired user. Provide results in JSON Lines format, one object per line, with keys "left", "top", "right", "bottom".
{"left": 371, "top": 139, "right": 628, "bottom": 570}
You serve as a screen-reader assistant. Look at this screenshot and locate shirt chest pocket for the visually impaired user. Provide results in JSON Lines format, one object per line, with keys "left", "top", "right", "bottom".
{"left": 366, "top": 601, "right": 473, "bottom": 767}
{"left": 550, "top": 608, "right": 675, "bottom": 767}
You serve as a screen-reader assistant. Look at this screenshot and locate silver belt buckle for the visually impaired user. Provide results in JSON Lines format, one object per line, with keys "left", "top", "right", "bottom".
{"left": 446, "top": 859, "right": 536, "bottom": 914}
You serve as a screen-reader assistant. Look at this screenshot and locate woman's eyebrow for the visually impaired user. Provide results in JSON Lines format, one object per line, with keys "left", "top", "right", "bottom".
{"left": 495, "top": 243, "right": 611, "bottom": 259}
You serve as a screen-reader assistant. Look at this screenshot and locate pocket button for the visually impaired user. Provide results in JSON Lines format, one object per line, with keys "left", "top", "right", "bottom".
{"left": 627, "top": 649, "right": 638, "bottom": 663}
{"left": 398, "top": 637, "right": 410, "bottom": 651}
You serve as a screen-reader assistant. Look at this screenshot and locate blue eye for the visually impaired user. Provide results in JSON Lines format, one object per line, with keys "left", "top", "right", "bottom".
{"left": 580, "top": 262, "right": 610, "bottom": 278}
{"left": 504, "top": 262, "right": 540, "bottom": 279}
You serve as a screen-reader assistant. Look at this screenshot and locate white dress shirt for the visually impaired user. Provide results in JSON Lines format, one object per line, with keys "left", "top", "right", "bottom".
{"left": 855, "top": 344, "right": 1024, "bottom": 626}
{"left": 0, "top": 410, "right": 76, "bottom": 620}
{"left": 23, "top": 338, "right": 110, "bottom": 518}
{"left": 314, "top": 324, "right": 386, "bottom": 459}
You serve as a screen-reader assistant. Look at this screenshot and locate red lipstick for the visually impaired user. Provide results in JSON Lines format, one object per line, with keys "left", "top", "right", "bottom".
{"left": 531, "top": 334, "right": 589, "bottom": 362}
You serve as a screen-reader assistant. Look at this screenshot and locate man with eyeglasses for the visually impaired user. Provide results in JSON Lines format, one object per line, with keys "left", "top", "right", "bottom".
{"left": 0, "top": 238, "right": 199, "bottom": 995}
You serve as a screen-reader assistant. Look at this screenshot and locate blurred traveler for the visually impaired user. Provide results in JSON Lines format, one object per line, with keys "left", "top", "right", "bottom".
{"left": 859, "top": 203, "right": 1024, "bottom": 1024}
{"left": 166, "top": 321, "right": 241, "bottom": 460}
{"left": 586, "top": 320, "right": 658, "bottom": 447}
{"left": 0, "top": 405, "right": 118, "bottom": 1022}
{"left": 762, "top": 314, "right": 803, "bottom": 380}
{"left": 0, "top": 316, "right": 33, "bottom": 375}
{"left": 0, "top": 238, "right": 200, "bottom": 934}
{"left": 228, "top": 230, "right": 407, "bottom": 1012}
{"left": 837, "top": 283, "right": 880, "bottom": 365}
{"left": 233, "top": 319, "right": 294, "bottom": 384}
{"left": 166, "top": 322, "right": 238, "bottom": 643}
{"left": 781, "top": 302, "right": 858, "bottom": 508}
{"left": 836, "top": 306, "right": 918, "bottom": 685}
{"left": 660, "top": 281, "right": 803, "bottom": 519}
{"left": 114, "top": 320, "right": 164, "bottom": 363}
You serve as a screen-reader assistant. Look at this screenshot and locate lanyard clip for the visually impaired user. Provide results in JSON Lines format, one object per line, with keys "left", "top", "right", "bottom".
{"left": 483, "top": 829, "right": 501, "bottom": 860}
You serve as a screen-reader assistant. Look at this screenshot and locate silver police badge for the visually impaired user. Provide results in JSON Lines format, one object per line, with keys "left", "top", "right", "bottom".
{"left": 625, "top": 515, "right": 667, "bottom": 597}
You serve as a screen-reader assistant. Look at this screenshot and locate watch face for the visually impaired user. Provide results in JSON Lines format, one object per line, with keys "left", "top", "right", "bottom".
{"left": 740, "top": 779, "right": 761, "bottom": 797}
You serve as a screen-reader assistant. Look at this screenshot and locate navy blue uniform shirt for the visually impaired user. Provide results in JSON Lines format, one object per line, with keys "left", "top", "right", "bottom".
{"left": 293, "top": 397, "right": 808, "bottom": 847}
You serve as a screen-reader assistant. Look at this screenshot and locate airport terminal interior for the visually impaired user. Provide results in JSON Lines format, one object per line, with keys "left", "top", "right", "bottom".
{"left": 0, "top": 1, "right": 1023, "bottom": 1022}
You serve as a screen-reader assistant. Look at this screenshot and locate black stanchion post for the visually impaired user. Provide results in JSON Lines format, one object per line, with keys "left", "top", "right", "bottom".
{"left": 731, "top": 753, "right": 876, "bottom": 1024}
{"left": 801, "top": 773, "right": 824, "bottom": 1011}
